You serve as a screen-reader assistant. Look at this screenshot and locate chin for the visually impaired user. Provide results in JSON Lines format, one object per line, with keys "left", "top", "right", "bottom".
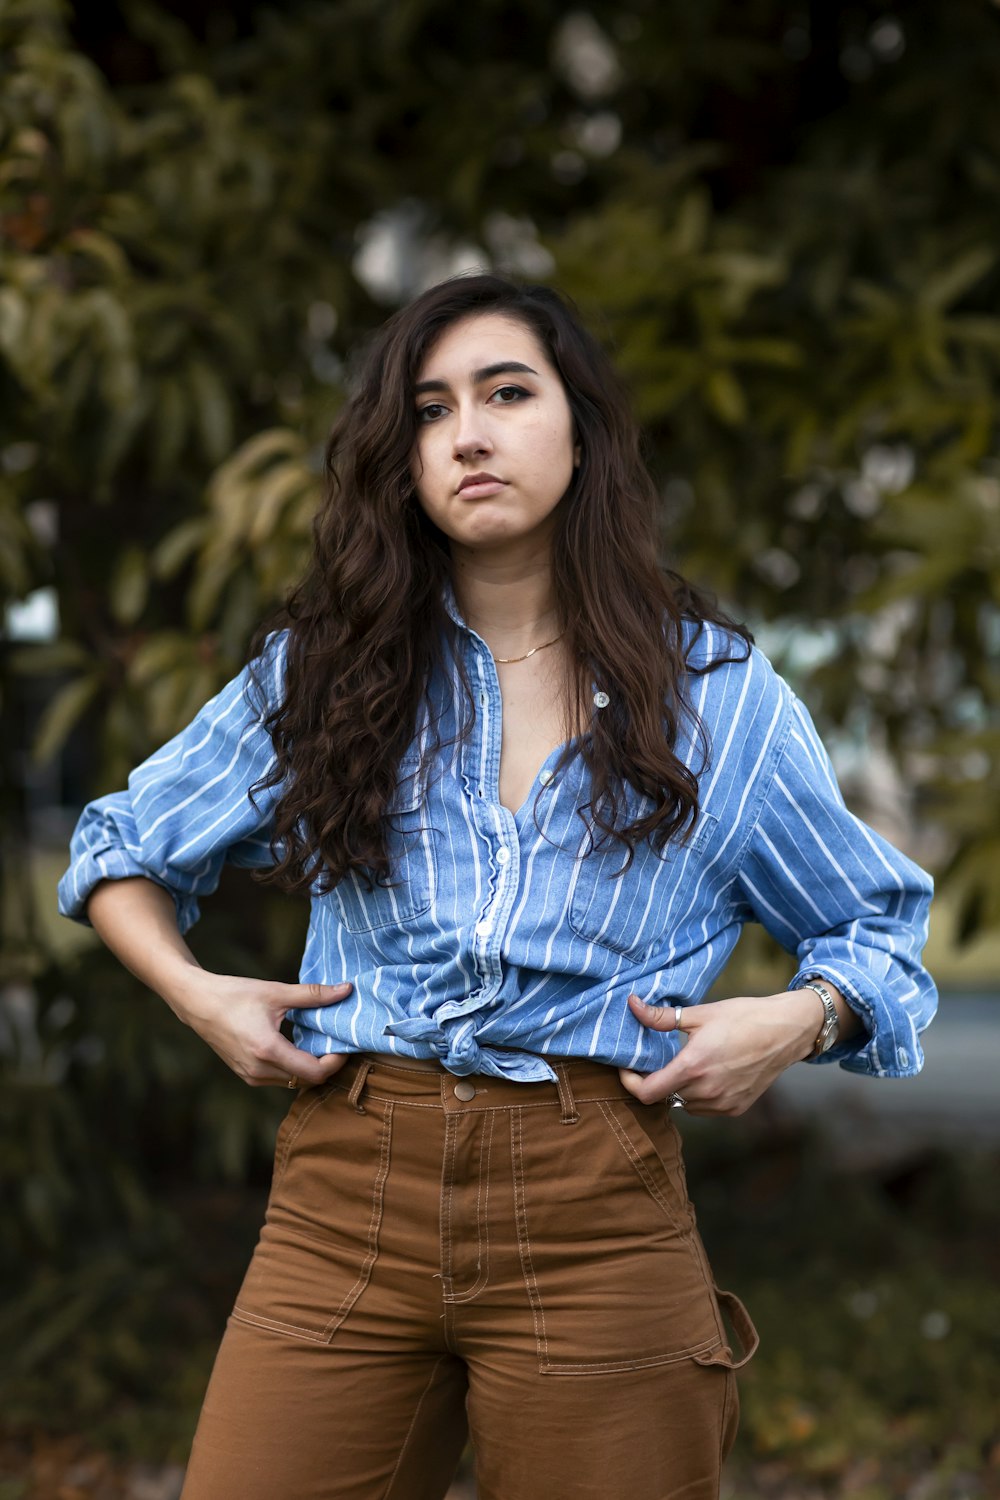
{"left": 464, "top": 517, "right": 537, "bottom": 546}
{"left": 449, "top": 509, "right": 520, "bottom": 541}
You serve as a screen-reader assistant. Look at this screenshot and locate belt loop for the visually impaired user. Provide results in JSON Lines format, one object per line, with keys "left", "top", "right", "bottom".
{"left": 555, "top": 1063, "right": 579, "bottom": 1125}
{"left": 347, "top": 1059, "right": 373, "bottom": 1113}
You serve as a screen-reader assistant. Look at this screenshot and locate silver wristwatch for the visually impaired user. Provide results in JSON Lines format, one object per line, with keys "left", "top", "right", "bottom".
{"left": 800, "top": 978, "right": 840, "bottom": 1057}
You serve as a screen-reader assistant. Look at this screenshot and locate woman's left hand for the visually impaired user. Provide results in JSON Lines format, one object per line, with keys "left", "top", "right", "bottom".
{"left": 618, "top": 989, "right": 833, "bottom": 1115}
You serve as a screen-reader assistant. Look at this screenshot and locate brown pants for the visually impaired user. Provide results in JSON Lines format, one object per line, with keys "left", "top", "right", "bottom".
{"left": 182, "top": 1053, "right": 757, "bottom": 1500}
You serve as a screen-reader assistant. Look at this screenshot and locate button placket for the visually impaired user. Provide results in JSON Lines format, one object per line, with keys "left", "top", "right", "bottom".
{"left": 458, "top": 637, "right": 524, "bottom": 1030}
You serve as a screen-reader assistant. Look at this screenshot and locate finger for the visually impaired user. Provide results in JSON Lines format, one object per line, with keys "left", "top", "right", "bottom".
{"left": 627, "top": 994, "right": 687, "bottom": 1033}
{"left": 277, "top": 981, "right": 354, "bottom": 1011}
{"left": 269, "top": 1053, "right": 350, "bottom": 1090}
{"left": 268, "top": 1035, "right": 349, "bottom": 1087}
{"left": 619, "top": 1056, "right": 690, "bottom": 1106}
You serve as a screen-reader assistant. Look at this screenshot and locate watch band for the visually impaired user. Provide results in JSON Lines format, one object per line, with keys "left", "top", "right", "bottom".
{"left": 799, "top": 979, "right": 840, "bottom": 1057}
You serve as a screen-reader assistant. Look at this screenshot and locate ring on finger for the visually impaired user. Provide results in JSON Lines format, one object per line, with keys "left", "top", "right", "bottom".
{"left": 668, "top": 1092, "right": 687, "bottom": 1109}
{"left": 286, "top": 1077, "right": 298, "bottom": 1090}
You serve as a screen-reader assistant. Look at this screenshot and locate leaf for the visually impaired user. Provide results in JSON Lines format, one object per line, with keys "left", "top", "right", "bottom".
{"left": 127, "top": 632, "right": 191, "bottom": 687}
{"left": 64, "top": 228, "right": 130, "bottom": 282}
{"left": 188, "top": 357, "right": 233, "bottom": 464}
{"left": 209, "top": 427, "right": 303, "bottom": 493}
{"left": 94, "top": 394, "right": 147, "bottom": 489}
{"left": 784, "top": 411, "right": 819, "bottom": 476}
{"left": 704, "top": 368, "right": 747, "bottom": 425}
{"left": 151, "top": 517, "right": 210, "bottom": 580}
{"left": 846, "top": 279, "right": 900, "bottom": 317}
{"left": 187, "top": 552, "right": 235, "bottom": 632}
{"left": 32, "top": 674, "right": 102, "bottom": 765}
{"left": 920, "top": 247, "right": 995, "bottom": 313}
{"left": 673, "top": 189, "right": 710, "bottom": 256}
{"left": 7, "top": 640, "right": 90, "bottom": 675}
{"left": 948, "top": 314, "right": 1000, "bottom": 349}
{"left": 724, "top": 338, "right": 801, "bottom": 368}
{"left": 149, "top": 376, "right": 188, "bottom": 481}
{"left": 247, "top": 461, "right": 314, "bottom": 545}
{"left": 109, "top": 545, "right": 149, "bottom": 626}
{"left": 0, "top": 287, "right": 28, "bottom": 357}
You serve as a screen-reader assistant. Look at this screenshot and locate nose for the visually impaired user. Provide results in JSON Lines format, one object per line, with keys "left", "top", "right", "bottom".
{"left": 452, "top": 405, "right": 493, "bottom": 463}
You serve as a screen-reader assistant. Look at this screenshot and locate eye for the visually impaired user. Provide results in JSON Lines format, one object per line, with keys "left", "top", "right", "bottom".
{"left": 416, "top": 403, "right": 448, "bottom": 424}
{"left": 490, "top": 384, "right": 529, "bottom": 404}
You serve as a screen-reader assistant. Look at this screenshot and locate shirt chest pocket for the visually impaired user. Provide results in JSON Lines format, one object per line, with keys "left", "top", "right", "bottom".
{"left": 567, "top": 796, "right": 718, "bottom": 961}
{"left": 331, "top": 758, "right": 436, "bottom": 935}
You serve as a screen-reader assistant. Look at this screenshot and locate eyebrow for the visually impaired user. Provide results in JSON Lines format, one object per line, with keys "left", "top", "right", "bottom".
{"left": 413, "top": 361, "right": 539, "bottom": 396}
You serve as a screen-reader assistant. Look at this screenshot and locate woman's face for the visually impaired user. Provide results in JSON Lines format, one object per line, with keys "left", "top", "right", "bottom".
{"left": 409, "top": 312, "right": 579, "bottom": 557}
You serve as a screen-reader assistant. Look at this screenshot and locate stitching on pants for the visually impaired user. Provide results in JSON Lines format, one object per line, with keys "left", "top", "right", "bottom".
{"left": 440, "top": 1111, "right": 457, "bottom": 1293}
{"left": 555, "top": 1063, "right": 580, "bottom": 1124}
{"left": 347, "top": 1058, "right": 374, "bottom": 1112}
{"left": 541, "top": 1336, "right": 724, "bottom": 1374}
{"left": 364, "top": 1059, "right": 446, "bottom": 1075}
{"left": 338, "top": 1091, "right": 628, "bottom": 1110}
{"left": 439, "top": 1113, "right": 458, "bottom": 1349}
{"left": 273, "top": 1083, "right": 335, "bottom": 1185}
{"left": 596, "top": 1101, "right": 733, "bottom": 1367}
{"left": 381, "top": 1353, "right": 456, "bottom": 1500}
{"left": 449, "top": 1108, "right": 494, "bottom": 1303}
{"left": 597, "top": 1100, "right": 686, "bottom": 1232}
{"left": 320, "top": 1099, "right": 394, "bottom": 1338}
{"left": 510, "top": 1107, "right": 549, "bottom": 1369}
{"left": 717, "top": 1364, "right": 732, "bottom": 1476}
{"left": 511, "top": 1099, "right": 726, "bottom": 1374}
{"left": 340, "top": 1095, "right": 442, "bottom": 1109}
{"left": 231, "top": 1100, "right": 394, "bottom": 1343}
{"left": 228, "top": 1309, "right": 332, "bottom": 1342}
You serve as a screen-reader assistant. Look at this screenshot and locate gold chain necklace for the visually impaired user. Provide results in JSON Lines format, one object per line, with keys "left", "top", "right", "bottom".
{"left": 491, "top": 630, "right": 565, "bottom": 665}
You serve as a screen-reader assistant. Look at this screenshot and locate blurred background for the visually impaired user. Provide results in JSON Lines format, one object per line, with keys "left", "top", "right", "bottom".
{"left": 1, "top": 1, "right": 998, "bottom": 1496}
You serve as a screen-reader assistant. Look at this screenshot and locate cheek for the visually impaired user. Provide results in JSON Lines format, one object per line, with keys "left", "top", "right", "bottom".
{"left": 534, "top": 417, "right": 576, "bottom": 483}
{"left": 409, "top": 441, "right": 450, "bottom": 526}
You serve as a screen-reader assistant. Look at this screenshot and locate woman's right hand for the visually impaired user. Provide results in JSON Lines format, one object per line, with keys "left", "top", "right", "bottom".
{"left": 84, "top": 878, "right": 354, "bottom": 1088}
{"left": 169, "top": 971, "right": 355, "bottom": 1088}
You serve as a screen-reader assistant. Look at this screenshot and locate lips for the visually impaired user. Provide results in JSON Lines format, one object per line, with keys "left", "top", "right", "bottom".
{"left": 457, "top": 472, "right": 506, "bottom": 495}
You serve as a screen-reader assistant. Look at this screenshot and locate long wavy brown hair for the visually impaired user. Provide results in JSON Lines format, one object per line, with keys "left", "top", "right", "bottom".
{"left": 244, "top": 272, "right": 751, "bottom": 894}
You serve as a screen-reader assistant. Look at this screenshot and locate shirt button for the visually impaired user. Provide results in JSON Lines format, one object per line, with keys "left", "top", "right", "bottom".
{"left": 538, "top": 768, "right": 553, "bottom": 786}
{"left": 496, "top": 846, "right": 510, "bottom": 865}
{"left": 454, "top": 1080, "right": 476, "bottom": 1101}
{"left": 593, "top": 690, "right": 610, "bottom": 709}
{"left": 897, "top": 1048, "right": 909, "bottom": 1068}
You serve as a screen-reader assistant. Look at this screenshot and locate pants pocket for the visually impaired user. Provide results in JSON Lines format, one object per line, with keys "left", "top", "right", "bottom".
{"left": 231, "top": 1088, "right": 393, "bottom": 1344}
{"left": 510, "top": 1100, "right": 737, "bottom": 1375}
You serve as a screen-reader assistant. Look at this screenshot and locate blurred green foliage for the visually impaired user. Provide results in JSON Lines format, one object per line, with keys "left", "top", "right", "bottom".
{"left": 1, "top": 0, "right": 998, "bottom": 1480}
{"left": 692, "top": 1125, "right": 1000, "bottom": 1497}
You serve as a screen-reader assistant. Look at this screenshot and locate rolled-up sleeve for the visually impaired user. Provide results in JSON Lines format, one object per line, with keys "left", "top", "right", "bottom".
{"left": 734, "top": 686, "right": 937, "bottom": 1078}
{"left": 57, "top": 630, "right": 288, "bottom": 934}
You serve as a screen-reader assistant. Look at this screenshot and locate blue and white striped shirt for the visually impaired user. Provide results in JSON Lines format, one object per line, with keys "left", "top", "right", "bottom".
{"left": 58, "top": 598, "right": 936, "bottom": 1084}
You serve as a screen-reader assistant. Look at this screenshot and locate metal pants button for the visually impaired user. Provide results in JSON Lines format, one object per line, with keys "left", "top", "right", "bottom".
{"left": 453, "top": 1080, "right": 476, "bottom": 1102}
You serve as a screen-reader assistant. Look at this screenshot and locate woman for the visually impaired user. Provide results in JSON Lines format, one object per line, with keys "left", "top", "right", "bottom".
{"left": 59, "top": 272, "right": 936, "bottom": 1500}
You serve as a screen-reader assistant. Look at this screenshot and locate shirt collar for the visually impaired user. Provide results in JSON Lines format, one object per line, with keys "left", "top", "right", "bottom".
{"left": 441, "top": 578, "right": 470, "bottom": 631}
